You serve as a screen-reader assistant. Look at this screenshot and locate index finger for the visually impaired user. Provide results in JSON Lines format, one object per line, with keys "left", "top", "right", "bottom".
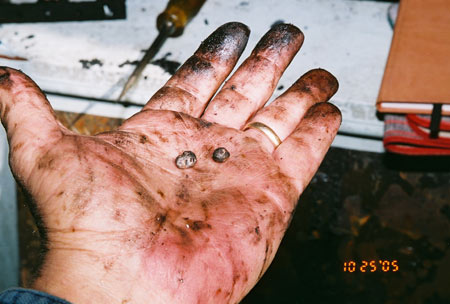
{"left": 141, "top": 22, "right": 250, "bottom": 117}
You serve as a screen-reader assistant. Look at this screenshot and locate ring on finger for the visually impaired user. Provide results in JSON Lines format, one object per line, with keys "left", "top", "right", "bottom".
{"left": 244, "top": 122, "right": 282, "bottom": 148}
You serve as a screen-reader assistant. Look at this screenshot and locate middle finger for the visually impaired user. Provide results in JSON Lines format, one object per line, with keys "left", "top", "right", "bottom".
{"left": 202, "top": 24, "right": 304, "bottom": 129}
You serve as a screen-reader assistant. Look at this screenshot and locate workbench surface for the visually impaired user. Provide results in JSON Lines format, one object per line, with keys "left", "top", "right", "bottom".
{"left": 0, "top": 0, "right": 393, "bottom": 151}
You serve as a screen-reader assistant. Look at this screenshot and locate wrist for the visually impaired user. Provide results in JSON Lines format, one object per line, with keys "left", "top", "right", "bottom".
{"left": 32, "top": 248, "right": 163, "bottom": 304}
{"left": 32, "top": 250, "right": 114, "bottom": 303}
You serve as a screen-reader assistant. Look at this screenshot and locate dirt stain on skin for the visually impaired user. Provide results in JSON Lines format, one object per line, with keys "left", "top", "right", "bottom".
{"left": 304, "top": 102, "right": 342, "bottom": 123}
{"left": 295, "top": 69, "right": 339, "bottom": 100}
{"left": 152, "top": 130, "right": 168, "bottom": 143}
{"left": 186, "top": 220, "right": 212, "bottom": 231}
{"left": 226, "top": 243, "right": 251, "bottom": 301}
{"left": 295, "top": 80, "right": 312, "bottom": 94}
{"left": 196, "top": 118, "right": 213, "bottom": 129}
{"left": 174, "top": 226, "right": 193, "bottom": 246}
{"left": 155, "top": 213, "right": 167, "bottom": 227}
{"left": 197, "top": 22, "right": 250, "bottom": 63}
{"left": 253, "top": 23, "right": 302, "bottom": 53}
{"left": 157, "top": 189, "right": 165, "bottom": 198}
{"left": 250, "top": 226, "right": 262, "bottom": 245}
{"left": 93, "top": 148, "right": 158, "bottom": 208}
{"left": 183, "top": 55, "right": 213, "bottom": 74}
{"left": 11, "top": 142, "right": 24, "bottom": 153}
{"left": 0, "top": 101, "right": 9, "bottom": 118}
{"left": 103, "top": 259, "right": 114, "bottom": 271}
{"left": 0, "top": 68, "right": 15, "bottom": 117}
{"left": 200, "top": 201, "right": 210, "bottom": 220}
{"left": 114, "top": 209, "right": 124, "bottom": 221}
{"left": 0, "top": 67, "right": 13, "bottom": 89}
{"left": 173, "top": 111, "right": 213, "bottom": 130}
{"left": 173, "top": 111, "right": 184, "bottom": 122}
{"left": 176, "top": 183, "right": 191, "bottom": 202}
{"left": 258, "top": 240, "right": 271, "bottom": 279}
{"left": 139, "top": 135, "right": 148, "bottom": 144}
{"left": 37, "top": 153, "right": 55, "bottom": 170}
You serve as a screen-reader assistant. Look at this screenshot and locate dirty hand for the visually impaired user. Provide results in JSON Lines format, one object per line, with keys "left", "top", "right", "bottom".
{"left": 0, "top": 23, "right": 340, "bottom": 304}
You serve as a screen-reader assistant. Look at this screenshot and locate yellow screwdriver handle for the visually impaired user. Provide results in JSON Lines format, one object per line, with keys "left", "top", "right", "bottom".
{"left": 156, "top": 0, "right": 207, "bottom": 37}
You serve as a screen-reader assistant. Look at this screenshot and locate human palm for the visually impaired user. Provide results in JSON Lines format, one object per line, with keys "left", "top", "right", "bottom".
{"left": 0, "top": 23, "right": 340, "bottom": 304}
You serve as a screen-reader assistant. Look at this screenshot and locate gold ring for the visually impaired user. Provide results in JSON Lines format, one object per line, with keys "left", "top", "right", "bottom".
{"left": 244, "top": 122, "right": 282, "bottom": 148}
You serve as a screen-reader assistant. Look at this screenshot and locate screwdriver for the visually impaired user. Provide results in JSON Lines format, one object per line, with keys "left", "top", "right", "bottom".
{"left": 117, "top": 0, "right": 207, "bottom": 101}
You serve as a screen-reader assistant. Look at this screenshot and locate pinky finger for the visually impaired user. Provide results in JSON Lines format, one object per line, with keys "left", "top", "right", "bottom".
{"left": 273, "top": 102, "right": 341, "bottom": 194}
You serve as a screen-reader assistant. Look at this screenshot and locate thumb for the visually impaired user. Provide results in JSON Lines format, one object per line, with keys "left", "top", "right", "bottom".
{"left": 0, "top": 67, "right": 67, "bottom": 183}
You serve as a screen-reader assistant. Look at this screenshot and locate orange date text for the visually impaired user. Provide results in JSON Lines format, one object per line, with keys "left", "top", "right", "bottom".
{"left": 343, "top": 260, "right": 399, "bottom": 273}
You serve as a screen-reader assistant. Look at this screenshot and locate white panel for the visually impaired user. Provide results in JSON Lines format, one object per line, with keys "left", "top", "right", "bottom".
{"left": 0, "top": 126, "right": 19, "bottom": 290}
{"left": 0, "top": 0, "right": 392, "bottom": 148}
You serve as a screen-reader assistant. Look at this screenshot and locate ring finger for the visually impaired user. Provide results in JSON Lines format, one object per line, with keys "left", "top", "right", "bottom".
{"left": 243, "top": 69, "right": 339, "bottom": 153}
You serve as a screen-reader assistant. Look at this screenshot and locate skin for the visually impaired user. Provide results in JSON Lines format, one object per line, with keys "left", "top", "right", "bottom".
{"left": 0, "top": 23, "right": 341, "bottom": 304}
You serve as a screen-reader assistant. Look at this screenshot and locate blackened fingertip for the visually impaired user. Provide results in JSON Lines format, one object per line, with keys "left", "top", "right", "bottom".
{"left": 197, "top": 22, "right": 250, "bottom": 61}
{"left": 271, "top": 23, "right": 303, "bottom": 36}
{"left": 298, "top": 68, "right": 339, "bottom": 100}
{"left": 310, "top": 68, "right": 339, "bottom": 95}
{"left": 254, "top": 23, "right": 304, "bottom": 53}
{"left": 176, "top": 23, "right": 250, "bottom": 75}
{"left": 223, "top": 22, "right": 250, "bottom": 39}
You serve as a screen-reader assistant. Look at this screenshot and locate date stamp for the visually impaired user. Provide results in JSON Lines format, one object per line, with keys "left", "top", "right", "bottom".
{"left": 343, "top": 260, "right": 399, "bottom": 273}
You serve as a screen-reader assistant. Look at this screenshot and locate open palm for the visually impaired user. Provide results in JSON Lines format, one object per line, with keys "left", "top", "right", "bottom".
{"left": 0, "top": 23, "right": 340, "bottom": 304}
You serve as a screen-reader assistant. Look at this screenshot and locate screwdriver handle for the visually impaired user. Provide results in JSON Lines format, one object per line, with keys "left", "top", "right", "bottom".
{"left": 156, "top": 0, "right": 207, "bottom": 37}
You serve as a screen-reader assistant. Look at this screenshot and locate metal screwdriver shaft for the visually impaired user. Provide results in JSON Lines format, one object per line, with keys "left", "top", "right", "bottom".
{"left": 117, "top": 0, "right": 207, "bottom": 101}
{"left": 117, "top": 23, "right": 174, "bottom": 102}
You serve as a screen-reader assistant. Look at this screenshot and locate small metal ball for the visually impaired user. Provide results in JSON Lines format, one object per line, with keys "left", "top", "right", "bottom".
{"left": 212, "top": 147, "right": 230, "bottom": 163}
{"left": 175, "top": 151, "right": 197, "bottom": 169}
